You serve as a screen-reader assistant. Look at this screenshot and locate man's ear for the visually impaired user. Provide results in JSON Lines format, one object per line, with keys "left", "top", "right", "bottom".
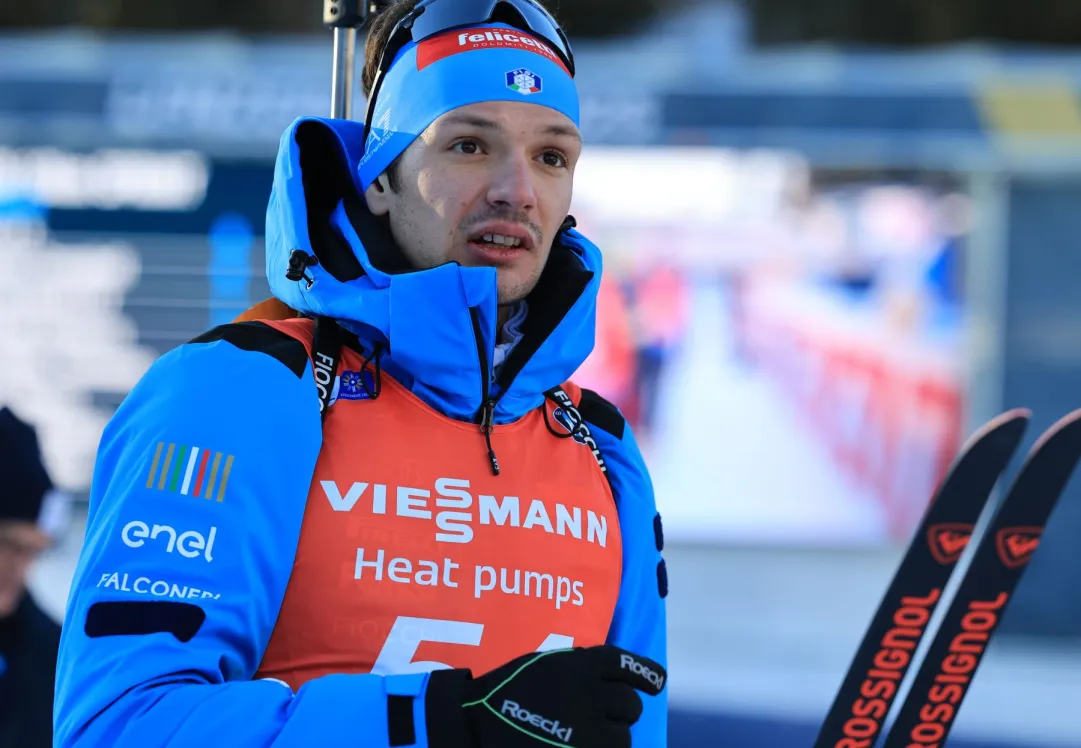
{"left": 365, "top": 175, "right": 391, "bottom": 216}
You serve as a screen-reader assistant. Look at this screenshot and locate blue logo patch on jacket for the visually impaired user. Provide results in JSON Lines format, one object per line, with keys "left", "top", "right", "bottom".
{"left": 331, "top": 370, "right": 377, "bottom": 404}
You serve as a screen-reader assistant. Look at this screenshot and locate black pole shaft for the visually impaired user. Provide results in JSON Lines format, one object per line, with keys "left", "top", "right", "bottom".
{"left": 323, "top": 0, "right": 376, "bottom": 119}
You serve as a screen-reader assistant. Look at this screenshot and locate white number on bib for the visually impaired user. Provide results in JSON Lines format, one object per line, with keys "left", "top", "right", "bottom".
{"left": 369, "top": 615, "right": 574, "bottom": 675}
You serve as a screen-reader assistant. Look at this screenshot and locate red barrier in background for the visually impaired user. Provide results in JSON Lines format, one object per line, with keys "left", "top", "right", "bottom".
{"left": 736, "top": 278, "right": 963, "bottom": 542}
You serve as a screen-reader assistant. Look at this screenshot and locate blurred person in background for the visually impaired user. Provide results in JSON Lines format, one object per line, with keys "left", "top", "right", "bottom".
{"left": 54, "top": 1, "right": 668, "bottom": 747}
{"left": 627, "top": 260, "right": 689, "bottom": 451}
{"left": 0, "top": 407, "right": 69, "bottom": 748}
{"left": 572, "top": 273, "right": 638, "bottom": 414}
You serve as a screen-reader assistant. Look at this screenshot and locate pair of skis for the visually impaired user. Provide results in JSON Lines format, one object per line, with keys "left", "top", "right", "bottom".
{"left": 814, "top": 407, "right": 1081, "bottom": 748}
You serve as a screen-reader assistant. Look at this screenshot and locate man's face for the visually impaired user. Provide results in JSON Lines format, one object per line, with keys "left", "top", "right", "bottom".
{"left": 0, "top": 521, "right": 49, "bottom": 617}
{"left": 365, "top": 100, "right": 582, "bottom": 305}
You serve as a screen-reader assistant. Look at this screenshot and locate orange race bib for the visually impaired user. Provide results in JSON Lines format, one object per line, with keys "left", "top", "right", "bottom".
{"left": 255, "top": 322, "right": 623, "bottom": 689}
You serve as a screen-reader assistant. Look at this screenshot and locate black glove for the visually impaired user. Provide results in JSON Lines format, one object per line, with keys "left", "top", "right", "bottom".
{"left": 425, "top": 645, "right": 666, "bottom": 748}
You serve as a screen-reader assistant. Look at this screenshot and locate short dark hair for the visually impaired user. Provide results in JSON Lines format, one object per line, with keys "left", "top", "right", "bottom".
{"left": 361, "top": 0, "right": 420, "bottom": 192}
{"left": 361, "top": 0, "right": 419, "bottom": 98}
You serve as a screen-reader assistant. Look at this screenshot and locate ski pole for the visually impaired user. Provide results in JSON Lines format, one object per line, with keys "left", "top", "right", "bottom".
{"left": 323, "top": 0, "right": 380, "bottom": 119}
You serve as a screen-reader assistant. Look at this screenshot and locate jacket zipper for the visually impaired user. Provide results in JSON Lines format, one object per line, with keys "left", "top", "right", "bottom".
{"left": 469, "top": 307, "right": 501, "bottom": 475}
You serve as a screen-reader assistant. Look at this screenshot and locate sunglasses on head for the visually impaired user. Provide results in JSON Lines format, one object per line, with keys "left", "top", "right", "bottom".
{"left": 362, "top": 0, "right": 575, "bottom": 147}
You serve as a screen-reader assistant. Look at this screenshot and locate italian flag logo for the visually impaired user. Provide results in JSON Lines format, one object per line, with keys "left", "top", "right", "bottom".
{"left": 506, "top": 68, "right": 542, "bottom": 95}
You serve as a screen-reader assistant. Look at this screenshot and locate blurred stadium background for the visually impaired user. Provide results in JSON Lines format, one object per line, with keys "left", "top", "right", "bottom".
{"left": 4, "top": 0, "right": 1081, "bottom": 745}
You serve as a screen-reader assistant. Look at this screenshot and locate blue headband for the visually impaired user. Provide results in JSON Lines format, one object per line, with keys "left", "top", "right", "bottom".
{"left": 357, "top": 22, "right": 580, "bottom": 191}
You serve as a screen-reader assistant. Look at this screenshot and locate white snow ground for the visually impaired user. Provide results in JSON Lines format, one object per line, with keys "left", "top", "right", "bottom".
{"left": 648, "top": 277, "right": 886, "bottom": 546}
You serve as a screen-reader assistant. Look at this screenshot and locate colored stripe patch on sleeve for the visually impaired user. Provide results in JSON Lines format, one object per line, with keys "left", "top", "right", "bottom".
{"left": 146, "top": 442, "right": 235, "bottom": 502}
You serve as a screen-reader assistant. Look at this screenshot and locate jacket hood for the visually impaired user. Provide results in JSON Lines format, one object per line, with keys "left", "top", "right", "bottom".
{"left": 264, "top": 116, "right": 602, "bottom": 423}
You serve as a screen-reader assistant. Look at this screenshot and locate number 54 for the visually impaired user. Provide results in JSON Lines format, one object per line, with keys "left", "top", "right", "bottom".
{"left": 370, "top": 616, "right": 574, "bottom": 675}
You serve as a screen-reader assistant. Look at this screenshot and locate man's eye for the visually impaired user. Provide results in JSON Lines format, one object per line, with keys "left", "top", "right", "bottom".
{"left": 542, "top": 151, "right": 568, "bottom": 168}
{"left": 454, "top": 140, "right": 480, "bottom": 154}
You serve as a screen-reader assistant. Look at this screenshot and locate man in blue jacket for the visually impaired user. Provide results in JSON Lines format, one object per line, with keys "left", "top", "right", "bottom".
{"left": 55, "top": 1, "right": 669, "bottom": 746}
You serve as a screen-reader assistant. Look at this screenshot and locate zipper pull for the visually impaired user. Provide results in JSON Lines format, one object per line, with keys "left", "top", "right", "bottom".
{"left": 479, "top": 399, "right": 500, "bottom": 476}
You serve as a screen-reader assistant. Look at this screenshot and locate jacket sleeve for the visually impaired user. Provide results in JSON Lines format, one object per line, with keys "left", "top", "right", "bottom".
{"left": 580, "top": 390, "right": 669, "bottom": 746}
{"left": 54, "top": 323, "right": 451, "bottom": 748}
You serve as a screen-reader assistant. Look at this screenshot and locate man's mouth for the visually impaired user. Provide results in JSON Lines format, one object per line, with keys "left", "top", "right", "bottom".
{"left": 474, "top": 233, "right": 524, "bottom": 249}
{"left": 466, "top": 221, "right": 535, "bottom": 253}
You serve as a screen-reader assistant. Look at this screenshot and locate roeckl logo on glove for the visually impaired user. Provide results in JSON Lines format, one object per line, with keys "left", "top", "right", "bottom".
{"left": 621, "top": 654, "right": 665, "bottom": 690}
{"left": 501, "top": 700, "right": 574, "bottom": 743}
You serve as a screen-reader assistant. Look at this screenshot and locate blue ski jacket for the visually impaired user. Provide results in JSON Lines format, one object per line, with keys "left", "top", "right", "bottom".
{"left": 54, "top": 116, "right": 668, "bottom": 747}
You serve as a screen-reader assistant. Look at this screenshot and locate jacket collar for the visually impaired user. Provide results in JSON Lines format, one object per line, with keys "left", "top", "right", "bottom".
{"left": 264, "top": 116, "right": 603, "bottom": 423}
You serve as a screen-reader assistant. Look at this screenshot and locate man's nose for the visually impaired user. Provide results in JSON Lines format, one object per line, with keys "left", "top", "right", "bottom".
{"left": 486, "top": 153, "right": 537, "bottom": 213}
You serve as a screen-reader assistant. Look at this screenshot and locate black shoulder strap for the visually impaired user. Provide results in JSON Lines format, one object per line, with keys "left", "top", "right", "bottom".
{"left": 311, "top": 316, "right": 343, "bottom": 422}
{"left": 549, "top": 386, "right": 667, "bottom": 600}
{"left": 545, "top": 385, "right": 612, "bottom": 482}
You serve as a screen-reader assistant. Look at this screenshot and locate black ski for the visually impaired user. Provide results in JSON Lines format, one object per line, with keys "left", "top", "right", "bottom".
{"left": 813, "top": 409, "right": 1031, "bottom": 748}
{"left": 880, "top": 407, "right": 1081, "bottom": 748}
